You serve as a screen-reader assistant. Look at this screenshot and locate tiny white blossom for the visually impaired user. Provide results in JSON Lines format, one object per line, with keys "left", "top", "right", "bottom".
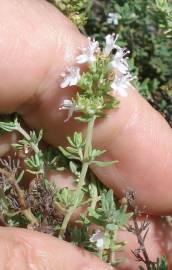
{"left": 111, "top": 73, "right": 134, "bottom": 97}
{"left": 59, "top": 99, "right": 75, "bottom": 122}
{"left": 107, "top": 12, "right": 121, "bottom": 25}
{"left": 60, "top": 66, "right": 81, "bottom": 88}
{"left": 76, "top": 38, "right": 99, "bottom": 64}
{"left": 90, "top": 229, "right": 104, "bottom": 250}
{"left": 109, "top": 47, "right": 130, "bottom": 74}
{"left": 103, "top": 34, "right": 120, "bottom": 56}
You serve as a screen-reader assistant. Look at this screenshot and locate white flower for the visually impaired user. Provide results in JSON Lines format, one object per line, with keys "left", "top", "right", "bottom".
{"left": 103, "top": 33, "right": 120, "bottom": 56}
{"left": 107, "top": 12, "right": 121, "bottom": 25}
{"left": 59, "top": 99, "right": 75, "bottom": 122}
{"left": 76, "top": 38, "right": 99, "bottom": 64}
{"left": 60, "top": 66, "right": 81, "bottom": 88}
{"left": 90, "top": 229, "right": 104, "bottom": 250}
{"left": 111, "top": 73, "right": 134, "bottom": 97}
{"left": 109, "top": 47, "right": 130, "bottom": 74}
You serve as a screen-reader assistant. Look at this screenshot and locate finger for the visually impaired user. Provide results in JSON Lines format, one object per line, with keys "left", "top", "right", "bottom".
{"left": 91, "top": 87, "right": 172, "bottom": 214}
{"left": 0, "top": 0, "right": 172, "bottom": 214}
{"left": 0, "top": 132, "right": 18, "bottom": 157}
{"left": 0, "top": 227, "right": 112, "bottom": 270}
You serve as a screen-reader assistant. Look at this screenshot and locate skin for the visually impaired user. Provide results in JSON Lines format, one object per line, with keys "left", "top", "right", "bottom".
{"left": 0, "top": 0, "right": 172, "bottom": 269}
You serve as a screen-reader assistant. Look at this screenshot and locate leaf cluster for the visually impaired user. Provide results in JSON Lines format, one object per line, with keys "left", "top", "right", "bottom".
{"left": 59, "top": 131, "right": 116, "bottom": 167}
{"left": 48, "top": 0, "right": 92, "bottom": 28}
{"left": 139, "top": 256, "right": 168, "bottom": 270}
{"left": 89, "top": 190, "right": 130, "bottom": 229}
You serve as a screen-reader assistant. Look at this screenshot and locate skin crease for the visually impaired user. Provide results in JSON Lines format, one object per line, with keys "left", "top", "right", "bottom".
{"left": 0, "top": 0, "right": 171, "bottom": 269}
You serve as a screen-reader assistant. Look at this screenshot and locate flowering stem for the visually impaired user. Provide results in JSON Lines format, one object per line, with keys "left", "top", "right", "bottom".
{"left": 59, "top": 116, "right": 96, "bottom": 238}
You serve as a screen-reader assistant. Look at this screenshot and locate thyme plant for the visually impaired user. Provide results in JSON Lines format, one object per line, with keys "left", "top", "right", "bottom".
{"left": 0, "top": 34, "right": 134, "bottom": 267}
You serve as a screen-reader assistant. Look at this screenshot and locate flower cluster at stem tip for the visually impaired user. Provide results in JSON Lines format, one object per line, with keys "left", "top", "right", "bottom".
{"left": 59, "top": 33, "right": 135, "bottom": 122}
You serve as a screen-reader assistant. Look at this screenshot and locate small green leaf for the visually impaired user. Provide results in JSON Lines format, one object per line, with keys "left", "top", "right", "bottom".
{"left": 92, "top": 160, "right": 117, "bottom": 167}
{"left": 69, "top": 161, "right": 79, "bottom": 175}
{"left": 16, "top": 170, "right": 25, "bottom": 183}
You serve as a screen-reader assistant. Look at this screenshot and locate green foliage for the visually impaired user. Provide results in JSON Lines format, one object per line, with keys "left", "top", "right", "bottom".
{"left": 88, "top": 190, "right": 131, "bottom": 228}
{"left": 59, "top": 131, "right": 115, "bottom": 166}
{"left": 85, "top": 0, "right": 172, "bottom": 126}
{"left": 153, "top": 256, "right": 168, "bottom": 270}
{"left": 48, "top": 0, "right": 92, "bottom": 28}
{"left": 0, "top": 118, "right": 44, "bottom": 175}
{"left": 55, "top": 187, "right": 84, "bottom": 208}
{"left": 139, "top": 256, "right": 168, "bottom": 270}
{"left": 155, "top": 0, "right": 172, "bottom": 37}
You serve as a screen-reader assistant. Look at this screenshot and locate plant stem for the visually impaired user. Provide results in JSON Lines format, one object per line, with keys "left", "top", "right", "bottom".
{"left": 133, "top": 215, "right": 152, "bottom": 270}
{"left": 0, "top": 168, "right": 38, "bottom": 225}
{"left": 22, "top": 209, "right": 38, "bottom": 225}
{"left": 17, "top": 126, "right": 40, "bottom": 154}
{"left": 0, "top": 212, "right": 7, "bottom": 226}
{"left": 126, "top": 191, "right": 153, "bottom": 270}
{"left": 98, "top": 248, "right": 103, "bottom": 260}
{"left": 59, "top": 116, "right": 96, "bottom": 238}
{"left": 109, "top": 228, "right": 117, "bottom": 265}
{"left": 16, "top": 126, "right": 44, "bottom": 175}
{"left": 90, "top": 175, "right": 99, "bottom": 210}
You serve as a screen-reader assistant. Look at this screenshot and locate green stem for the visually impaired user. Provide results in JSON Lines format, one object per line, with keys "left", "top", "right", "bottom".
{"left": 109, "top": 228, "right": 117, "bottom": 265}
{"left": 59, "top": 116, "right": 96, "bottom": 238}
{"left": 98, "top": 249, "right": 103, "bottom": 260}
{"left": 17, "top": 126, "right": 40, "bottom": 154}
{"left": 16, "top": 126, "right": 44, "bottom": 175}
{"left": 22, "top": 209, "right": 38, "bottom": 225}
{"left": 90, "top": 174, "right": 99, "bottom": 210}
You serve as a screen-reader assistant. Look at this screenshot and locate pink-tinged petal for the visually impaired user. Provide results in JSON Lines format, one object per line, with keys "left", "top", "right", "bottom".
{"left": 60, "top": 78, "right": 69, "bottom": 88}
{"left": 76, "top": 54, "right": 88, "bottom": 63}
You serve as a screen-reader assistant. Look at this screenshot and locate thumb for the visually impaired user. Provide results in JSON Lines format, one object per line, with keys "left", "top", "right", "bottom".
{"left": 0, "top": 227, "right": 112, "bottom": 270}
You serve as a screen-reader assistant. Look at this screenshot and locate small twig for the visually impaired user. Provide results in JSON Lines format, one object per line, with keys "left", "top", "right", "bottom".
{"left": 126, "top": 190, "right": 154, "bottom": 270}
{"left": 0, "top": 168, "right": 38, "bottom": 225}
{"left": 0, "top": 212, "right": 8, "bottom": 227}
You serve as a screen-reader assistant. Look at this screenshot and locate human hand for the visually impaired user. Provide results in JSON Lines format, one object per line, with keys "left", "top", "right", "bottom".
{"left": 0, "top": 0, "right": 172, "bottom": 269}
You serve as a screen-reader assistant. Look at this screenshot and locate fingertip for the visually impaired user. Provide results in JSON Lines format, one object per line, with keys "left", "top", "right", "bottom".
{"left": 0, "top": 227, "right": 112, "bottom": 270}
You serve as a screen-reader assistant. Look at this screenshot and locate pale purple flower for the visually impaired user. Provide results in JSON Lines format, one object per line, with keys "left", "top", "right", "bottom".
{"left": 107, "top": 12, "right": 121, "bottom": 25}
{"left": 60, "top": 66, "right": 80, "bottom": 88}
{"left": 103, "top": 34, "right": 120, "bottom": 56}
{"left": 90, "top": 229, "right": 104, "bottom": 250}
{"left": 109, "top": 47, "right": 130, "bottom": 74}
{"left": 111, "top": 73, "right": 134, "bottom": 97}
{"left": 76, "top": 38, "right": 99, "bottom": 64}
{"left": 59, "top": 99, "right": 75, "bottom": 122}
